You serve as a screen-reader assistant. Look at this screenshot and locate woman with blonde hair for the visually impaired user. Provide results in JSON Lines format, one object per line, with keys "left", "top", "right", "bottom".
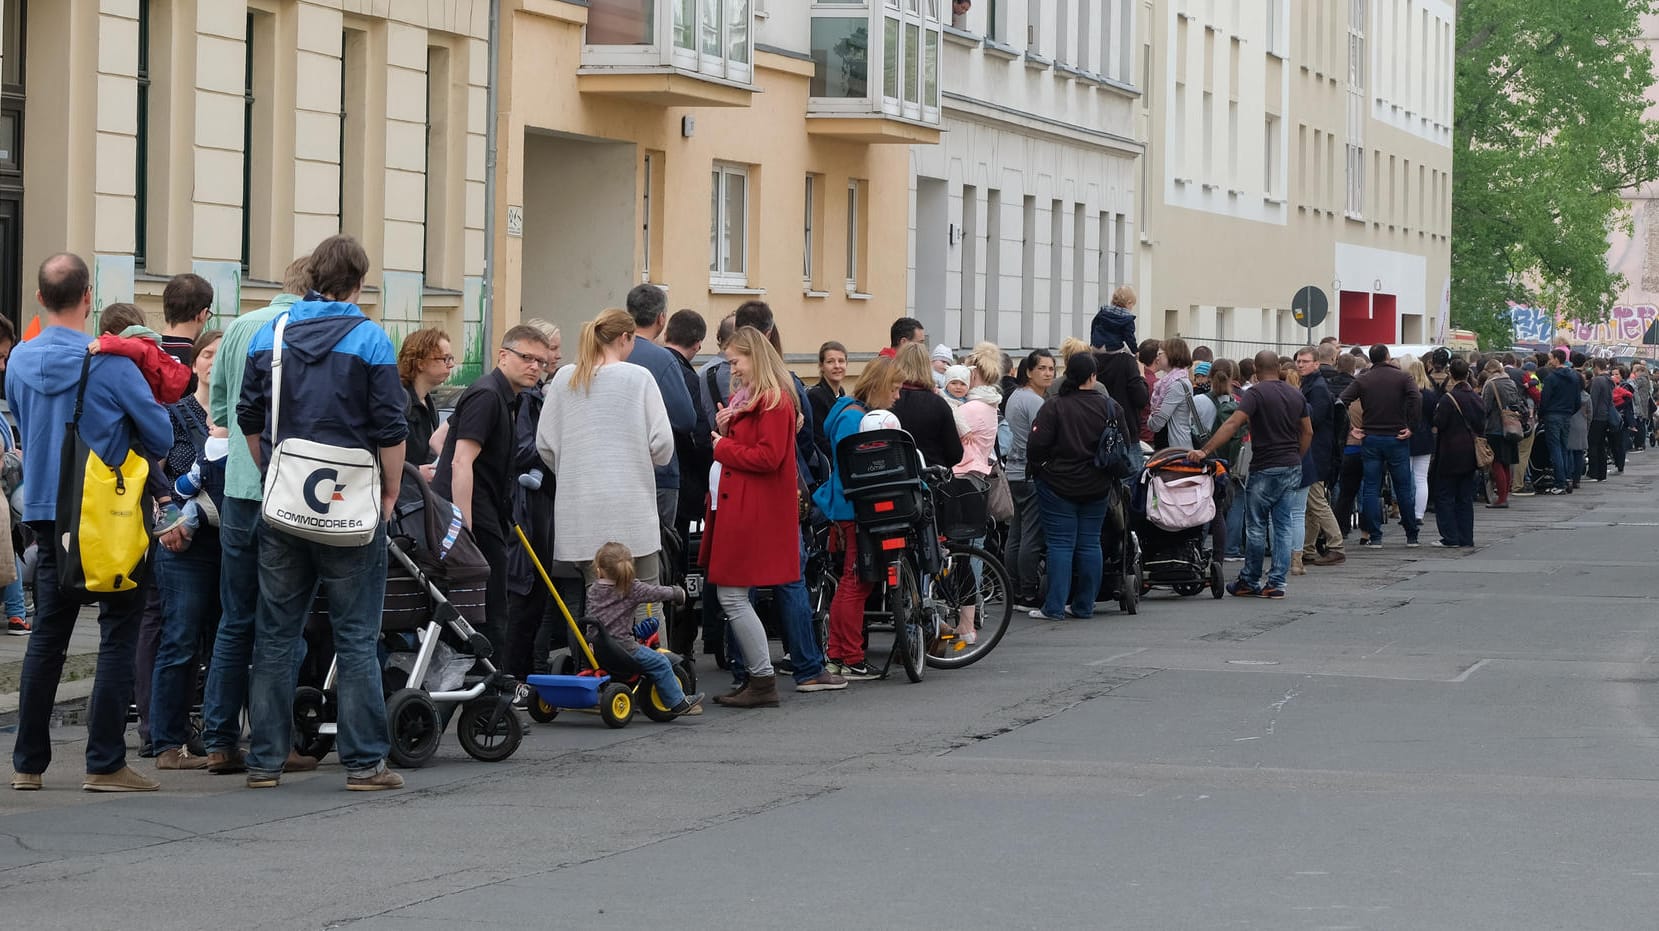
{"left": 536, "top": 308, "right": 674, "bottom": 591}
{"left": 813, "top": 356, "right": 906, "bottom": 679}
{"left": 701, "top": 327, "right": 810, "bottom": 706}
{"left": 1404, "top": 358, "right": 1438, "bottom": 526}
{"left": 891, "top": 342, "right": 965, "bottom": 468}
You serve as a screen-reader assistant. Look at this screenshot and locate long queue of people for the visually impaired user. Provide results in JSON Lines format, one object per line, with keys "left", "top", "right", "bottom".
{"left": 8, "top": 239, "right": 1647, "bottom": 795}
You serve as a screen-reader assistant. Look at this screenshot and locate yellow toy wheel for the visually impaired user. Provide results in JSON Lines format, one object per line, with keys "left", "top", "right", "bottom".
{"left": 599, "top": 682, "right": 634, "bottom": 729}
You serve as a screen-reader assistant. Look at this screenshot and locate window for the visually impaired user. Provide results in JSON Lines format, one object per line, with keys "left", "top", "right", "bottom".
{"left": 1264, "top": 115, "right": 1280, "bottom": 197}
{"left": 710, "top": 164, "right": 749, "bottom": 286}
{"left": 340, "top": 27, "right": 368, "bottom": 233}
{"left": 846, "top": 178, "right": 866, "bottom": 291}
{"left": 135, "top": 0, "right": 151, "bottom": 269}
{"left": 587, "top": 0, "right": 752, "bottom": 84}
{"left": 1344, "top": 0, "right": 1366, "bottom": 218}
{"left": 810, "top": 1, "right": 942, "bottom": 124}
{"left": 1266, "top": 0, "right": 1281, "bottom": 55}
{"left": 642, "top": 151, "right": 660, "bottom": 282}
{"left": 241, "top": 13, "right": 255, "bottom": 271}
{"left": 806, "top": 173, "right": 826, "bottom": 287}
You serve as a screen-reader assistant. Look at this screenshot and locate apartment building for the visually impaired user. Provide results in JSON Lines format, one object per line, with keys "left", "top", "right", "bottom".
{"left": 1137, "top": 0, "right": 1453, "bottom": 354}
{"left": 1597, "top": 12, "right": 1659, "bottom": 353}
{"left": 7, "top": 0, "right": 491, "bottom": 375}
{"left": 494, "top": 0, "right": 940, "bottom": 357}
{"left": 909, "top": 0, "right": 1142, "bottom": 353}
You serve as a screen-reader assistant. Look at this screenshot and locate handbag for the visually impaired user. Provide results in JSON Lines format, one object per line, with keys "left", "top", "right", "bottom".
{"left": 1449, "top": 392, "right": 1494, "bottom": 469}
{"left": 260, "top": 314, "right": 383, "bottom": 547}
{"left": 55, "top": 353, "right": 152, "bottom": 600}
{"left": 1500, "top": 409, "right": 1522, "bottom": 441}
{"left": 986, "top": 460, "right": 1014, "bottom": 522}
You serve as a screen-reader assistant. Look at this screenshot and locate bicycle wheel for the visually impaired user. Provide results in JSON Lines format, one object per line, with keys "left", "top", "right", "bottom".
{"left": 892, "top": 558, "right": 926, "bottom": 683}
{"left": 925, "top": 544, "right": 1013, "bottom": 670}
{"left": 807, "top": 556, "right": 837, "bottom": 656}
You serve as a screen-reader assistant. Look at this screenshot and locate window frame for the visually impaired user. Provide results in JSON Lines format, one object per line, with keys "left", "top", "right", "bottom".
{"left": 584, "top": 0, "right": 754, "bottom": 86}
{"left": 809, "top": 1, "right": 941, "bottom": 125}
{"left": 710, "top": 162, "right": 750, "bottom": 288}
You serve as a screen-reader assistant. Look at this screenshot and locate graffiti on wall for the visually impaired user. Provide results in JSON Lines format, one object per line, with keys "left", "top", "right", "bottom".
{"left": 1508, "top": 301, "right": 1659, "bottom": 344}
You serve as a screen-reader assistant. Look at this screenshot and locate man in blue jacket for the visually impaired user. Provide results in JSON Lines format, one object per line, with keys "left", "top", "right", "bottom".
{"left": 625, "top": 284, "right": 696, "bottom": 527}
{"left": 237, "top": 235, "right": 409, "bottom": 792}
{"left": 1538, "top": 349, "right": 1583, "bottom": 495}
{"left": 9, "top": 253, "right": 174, "bottom": 793}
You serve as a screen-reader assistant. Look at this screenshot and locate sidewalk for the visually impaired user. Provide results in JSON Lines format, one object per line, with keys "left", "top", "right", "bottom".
{"left": 0, "top": 605, "right": 104, "bottom": 714}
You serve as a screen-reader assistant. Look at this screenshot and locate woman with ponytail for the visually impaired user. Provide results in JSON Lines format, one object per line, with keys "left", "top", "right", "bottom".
{"left": 537, "top": 308, "right": 674, "bottom": 587}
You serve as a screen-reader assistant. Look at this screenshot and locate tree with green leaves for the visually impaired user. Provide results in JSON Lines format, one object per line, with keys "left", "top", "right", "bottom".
{"left": 1454, "top": 0, "right": 1659, "bottom": 348}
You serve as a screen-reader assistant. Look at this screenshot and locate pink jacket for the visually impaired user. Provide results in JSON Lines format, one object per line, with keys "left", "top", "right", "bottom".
{"left": 953, "top": 388, "right": 1001, "bottom": 477}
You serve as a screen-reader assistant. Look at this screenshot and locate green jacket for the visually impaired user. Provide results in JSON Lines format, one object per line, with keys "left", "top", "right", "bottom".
{"left": 210, "top": 293, "right": 296, "bottom": 501}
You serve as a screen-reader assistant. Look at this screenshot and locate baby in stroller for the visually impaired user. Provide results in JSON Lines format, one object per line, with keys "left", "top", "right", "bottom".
{"left": 587, "top": 542, "right": 704, "bottom": 716}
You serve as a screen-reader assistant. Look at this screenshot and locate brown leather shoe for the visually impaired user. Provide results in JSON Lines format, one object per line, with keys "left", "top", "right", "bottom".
{"left": 714, "top": 675, "right": 779, "bottom": 708}
{"left": 206, "top": 750, "right": 247, "bottom": 774}
{"left": 284, "top": 750, "right": 320, "bottom": 773}
{"left": 1307, "top": 550, "right": 1347, "bottom": 567}
{"left": 156, "top": 747, "right": 210, "bottom": 770}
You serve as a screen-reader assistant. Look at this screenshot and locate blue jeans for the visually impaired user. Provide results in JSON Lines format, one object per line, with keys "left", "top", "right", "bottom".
{"left": 1035, "top": 480, "right": 1107, "bottom": 618}
{"left": 248, "top": 524, "right": 390, "bottom": 780}
{"left": 150, "top": 526, "right": 222, "bottom": 751}
{"left": 1240, "top": 466, "right": 1300, "bottom": 591}
{"left": 1360, "top": 436, "right": 1419, "bottom": 541}
{"left": 12, "top": 521, "right": 146, "bottom": 776}
{"left": 2, "top": 558, "right": 24, "bottom": 619}
{"left": 631, "top": 645, "right": 686, "bottom": 706}
{"left": 1288, "top": 484, "right": 1310, "bottom": 554}
{"left": 1543, "top": 415, "right": 1573, "bottom": 488}
{"left": 1224, "top": 480, "right": 1246, "bottom": 557}
{"left": 201, "top": 496, "right": 261, "bottom": 753}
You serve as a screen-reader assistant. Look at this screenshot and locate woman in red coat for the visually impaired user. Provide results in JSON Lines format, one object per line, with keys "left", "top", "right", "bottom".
{"left": 701, "top": 326, "right": 801, "bottom": 708}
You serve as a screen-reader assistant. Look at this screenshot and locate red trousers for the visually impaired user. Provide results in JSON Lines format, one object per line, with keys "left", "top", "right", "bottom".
{"left": 827, "top": 521, "right": 874, "bottom": 664}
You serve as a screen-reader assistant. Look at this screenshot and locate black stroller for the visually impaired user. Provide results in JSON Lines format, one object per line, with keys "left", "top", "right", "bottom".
{"left": 1132, "top": 449, "right": 1228, "bottom": 599}
{"left": 294, "top": 463, "right": 523, "bottom": 768}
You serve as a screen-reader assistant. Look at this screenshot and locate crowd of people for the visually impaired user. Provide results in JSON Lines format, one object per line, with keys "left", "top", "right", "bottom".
{"left": 4, "top": 242, "right": 1649, "bottom": 795}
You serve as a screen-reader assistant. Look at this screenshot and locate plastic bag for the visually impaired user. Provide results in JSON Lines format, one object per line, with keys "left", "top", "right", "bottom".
{"left": 384, "top": 640, "right": 474, "bottom": 692}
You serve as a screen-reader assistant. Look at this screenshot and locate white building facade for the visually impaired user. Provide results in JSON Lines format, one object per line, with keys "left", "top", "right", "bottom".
{"left": 908, "top": 0, "right": 1143, "bottom": 353}
{"left": 1137, "top": 0, "right": 1453, "bottom": 354}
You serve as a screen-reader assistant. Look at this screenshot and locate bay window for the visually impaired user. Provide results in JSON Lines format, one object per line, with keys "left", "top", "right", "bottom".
{"left": 586, "top": 0, "right": 752, "bottom": 86}
{"left": 810, "top": 0, "right": 942, "bottom": 125}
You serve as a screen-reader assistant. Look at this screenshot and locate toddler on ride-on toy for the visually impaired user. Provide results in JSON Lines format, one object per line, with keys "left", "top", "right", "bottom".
{"left": 587, "top": 542, "right": 704, "bottom": 716}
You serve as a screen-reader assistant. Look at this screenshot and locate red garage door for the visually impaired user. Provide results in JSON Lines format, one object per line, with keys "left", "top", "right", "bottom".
{"left": 1339, "top": 291, "right": 1398, "bottom": 346}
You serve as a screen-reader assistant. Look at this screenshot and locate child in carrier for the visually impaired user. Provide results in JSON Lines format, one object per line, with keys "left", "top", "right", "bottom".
{"left": 90, "top": 305, "right": 227, "bottom": 536}
{"left": 588, "top": 542, "right": 703, "bottom": 716}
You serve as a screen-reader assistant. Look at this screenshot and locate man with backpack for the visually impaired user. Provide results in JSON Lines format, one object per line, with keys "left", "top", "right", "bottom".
{"left": 9, "top": 253, "right": 174, "bottom": 793}
{"left": 237, "top": 235, "right": 409, "bottom": 791}
{"left": 1294, "top": 348, "right": 1344, "bottom": 567}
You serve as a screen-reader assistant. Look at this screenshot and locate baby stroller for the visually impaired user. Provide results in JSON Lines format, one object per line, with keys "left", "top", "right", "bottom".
{"left": 1132, "top": 449, "right": 1228, "bottom": 600}
{"left": 293, "top": 463, "right": 524, "bottom": 768}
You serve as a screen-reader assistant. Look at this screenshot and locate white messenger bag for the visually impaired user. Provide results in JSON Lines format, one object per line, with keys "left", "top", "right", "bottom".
{"left": 260, "top": 314, "right": 382, "bottom": 547}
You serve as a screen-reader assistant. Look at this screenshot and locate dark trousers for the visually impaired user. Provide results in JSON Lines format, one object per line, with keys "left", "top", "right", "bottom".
{"left": 1588, "top": 422, "right": 1613, "bottom": 480}
{"left": 505, "top": 580, "right": 573, "bottom": 680}
{"left": 131, "top": 579, "right": 163, "bottom": 748}
{"left": 13, "top": 522, "right": 147, "bottom": 776}
{"left": 1334, "top": 451, "right": 1363, "bottom": 535}
{"left": 1610, "top": 422, "right": 1628, "bottom": 472}
{"left": 474, "top": 524, "right": 509, "bottom": 662}
{"left": 1433, "top": 471, "right": 1476, "bottom": 547}
{"left": 1002, "top": 479, "right": 1045, "bottom": 601}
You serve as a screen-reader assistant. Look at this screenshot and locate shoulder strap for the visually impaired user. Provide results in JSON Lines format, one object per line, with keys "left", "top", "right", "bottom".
{"left": 72, "top": 352, "right": 94, "bottom": 426}
{"left": 270, "top": 314, "right": 289, "bottom": 442}
{"left": 705, "top": 365, "right": 725, "bottom": 409}
{"left": 173, "top": 400, "right": 210, "bottom": 458}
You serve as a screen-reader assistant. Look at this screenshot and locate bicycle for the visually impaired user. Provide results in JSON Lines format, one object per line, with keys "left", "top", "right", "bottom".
{"left": 822, "top": 430, "right": 1014, "bottom": 682}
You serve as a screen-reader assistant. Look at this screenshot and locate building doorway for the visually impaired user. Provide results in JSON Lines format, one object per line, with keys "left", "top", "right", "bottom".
{"left": 914, "top": 177, "right": 948, "bottom": 346}
{"left": 521, "top": 129, "right": 638, "bottom": 341}
{"left": 0, "top": 0, "right": 25, "bottom": 330}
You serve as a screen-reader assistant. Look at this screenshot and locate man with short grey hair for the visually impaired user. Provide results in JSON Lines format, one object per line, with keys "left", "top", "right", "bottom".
{"left": 624, "top": 284, "right": 696, "bottom": 526}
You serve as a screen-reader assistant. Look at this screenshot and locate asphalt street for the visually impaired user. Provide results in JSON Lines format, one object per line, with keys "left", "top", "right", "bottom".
{"left": 3, "top": 453, "right": 1659, "bottom": 929}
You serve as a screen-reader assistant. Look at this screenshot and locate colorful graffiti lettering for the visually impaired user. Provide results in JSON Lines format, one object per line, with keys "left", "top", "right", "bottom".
{"left": 1508, "top": 302, "right": 1659, "bottom": 344}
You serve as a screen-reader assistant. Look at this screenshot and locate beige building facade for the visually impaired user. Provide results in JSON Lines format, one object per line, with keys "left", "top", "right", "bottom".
{"left": 493, "top": 0, "right": 940, "bottom": 359}
{"left": 1137, "top": 0, "right": 1453, "bottom": 356}
{"left": 5, "top": 0, "right": 491, "bottom": 375}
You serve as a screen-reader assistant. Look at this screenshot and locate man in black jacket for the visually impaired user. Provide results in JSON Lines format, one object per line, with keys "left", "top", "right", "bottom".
{"left": 662, "top": 309, "right": 715, "bottom": 660}
{"left": 1586, "top": 357, "right": 1617, "bottom": 481}
{"left": 1295, "top": 348, "right": 1344, "bottom": 566}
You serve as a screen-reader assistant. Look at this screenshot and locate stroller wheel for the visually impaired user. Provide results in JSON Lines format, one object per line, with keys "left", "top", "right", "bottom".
{"left": 292, "top": 686, "right": 336, "bottom": 761}
{"left": 1209, "top": 561, "right": 1225, "bottom": 599}
{"left": 456, "top": 699, "right": 523, "bottom": 762}
{"left": 385, "top": 688, "right": 442, "bottom": 768}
